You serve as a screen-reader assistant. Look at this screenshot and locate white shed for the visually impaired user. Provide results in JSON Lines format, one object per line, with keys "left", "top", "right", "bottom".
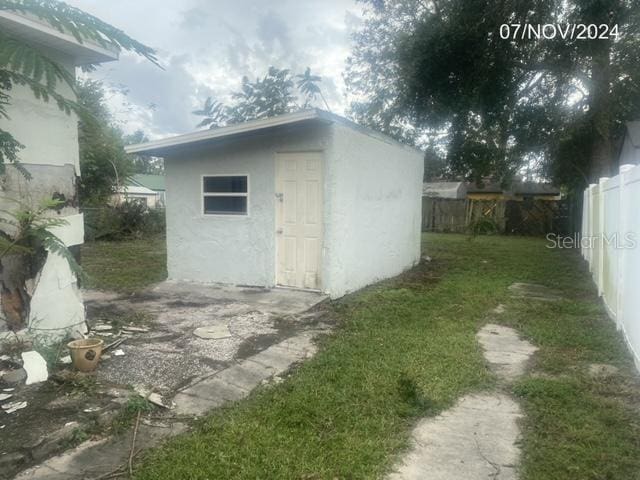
{"left": 126, "top": 110, "right": 424, "bottom": 298}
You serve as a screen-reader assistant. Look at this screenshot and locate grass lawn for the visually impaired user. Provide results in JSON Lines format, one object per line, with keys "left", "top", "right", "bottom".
{"left": 80, "top": 236, "right": 167, "bottom": 292}
{"left": 130, "top": 233, "right": 640, "bottom": 479}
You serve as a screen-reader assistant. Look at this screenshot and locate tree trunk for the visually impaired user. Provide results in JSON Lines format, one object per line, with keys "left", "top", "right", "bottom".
{"left": 587, "top": 15, "right": 614, "bottom": 182}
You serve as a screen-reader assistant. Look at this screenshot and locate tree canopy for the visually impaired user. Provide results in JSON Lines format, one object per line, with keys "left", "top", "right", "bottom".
{"left": 347, "top": 0, "right": 640, "bottom": 190}
{"left": 193, "top": 66, "right": 327, "bottom": 129}
{"left": 76, "top": 80, "right": 133, "bottom": 205}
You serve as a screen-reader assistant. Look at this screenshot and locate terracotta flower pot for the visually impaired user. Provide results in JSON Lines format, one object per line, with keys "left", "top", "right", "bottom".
{"left": 67, "top": 338, "right": 104, "bottom": 372}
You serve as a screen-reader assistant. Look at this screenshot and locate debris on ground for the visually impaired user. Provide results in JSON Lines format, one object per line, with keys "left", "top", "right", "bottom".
{"left": 104, "top": 338, "right": 126, "bottom": 352}
{"left": 59, "top": 355, "right": 72, "bottom": 365}
{"left": 2, "top": 400, "right": 27, "bottom": 414}
{"left": 92, "top": 324, "right": 113, "bottom": 332}
{"left": 147, "top": 392, "right": 174, "bottom": 410}
{"left": 112, "top": 349, "right": 125, "bottom": 357}
{"left": 21, "top": 352, "right": 48, "bottom": 385}
{"left": 122, "top": 326, "right": 149, "bottom": 333}
{"left": 0, "top": 393, "right": 13, "bottom": 401}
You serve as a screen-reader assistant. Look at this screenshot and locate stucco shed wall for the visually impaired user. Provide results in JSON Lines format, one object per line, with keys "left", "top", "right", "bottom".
{"left": 322, "top": 123, "right": 423, "bottom": 298}
{"left": 164, "top": 125, "right": 331, "bottom": 286}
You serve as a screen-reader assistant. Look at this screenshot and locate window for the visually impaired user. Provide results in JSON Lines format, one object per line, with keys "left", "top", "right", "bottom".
{"left": 203, "top": 175, "right": 248, "bottom": 215}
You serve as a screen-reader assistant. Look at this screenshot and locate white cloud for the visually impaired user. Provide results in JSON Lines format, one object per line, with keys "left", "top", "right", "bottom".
{"left": 67, "top": 0, "right": 360, "bottom": 138}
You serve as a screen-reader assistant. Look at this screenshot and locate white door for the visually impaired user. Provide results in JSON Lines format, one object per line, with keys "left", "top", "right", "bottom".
{"left": 275, "top": 152, "right": 323, "bottom": 290}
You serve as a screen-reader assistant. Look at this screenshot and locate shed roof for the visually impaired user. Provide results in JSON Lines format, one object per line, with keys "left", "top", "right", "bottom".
{"left": 128, "top": 174, "right": 165, "bottom": 191}
{"left": 120, "top": 185, "right": 157, "bottom": 196}
{"left": 0, "top": 11, "right": 118, "bottom": 65}
{"left": 466, "top": 181, "right": 560, "bottom": 196}
{"left": 125, "top": 109, "right": 423, "bottom": 157}
{"left": 422, "top": 182, "right": 465, "bottom": 199}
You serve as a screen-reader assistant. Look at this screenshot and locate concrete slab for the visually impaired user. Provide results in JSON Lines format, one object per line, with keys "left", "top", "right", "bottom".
{"left": 389, "top": 394, "right": 522, "bottom": 480}
{"left": 251, "top": 345, "right": 306, "bottom": 372}
{"left": 215, "top": 361, "right": 275, "bottom": 391}
{"left": 389, "top": 322, "right": 537, "bottom": 479}
{"left": 173, "top": 330, "right": 316, "bottom": 416}
{"left": 477, "top": 324, "right": 538, "bottom": 382}
{"left": 14, "top": 422, "right": 187, "bottom": 480}
{"left": 84, "top": 283, "right": 327, "bottom": 394}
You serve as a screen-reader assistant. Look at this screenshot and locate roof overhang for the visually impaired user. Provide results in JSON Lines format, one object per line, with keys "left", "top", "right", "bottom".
{"left": 125, "top": 109, "right": 333, "bottom": 157}
{"left": 0, "top": 11, "right": 119, "bottom": 66}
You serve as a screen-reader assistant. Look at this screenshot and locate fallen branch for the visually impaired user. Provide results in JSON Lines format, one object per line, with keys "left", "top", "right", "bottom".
{"left": 104, "top": 337, "right": 126, "bottom": 352}
{"left": 129, "top": 410, "right": 142, "bottom": 477}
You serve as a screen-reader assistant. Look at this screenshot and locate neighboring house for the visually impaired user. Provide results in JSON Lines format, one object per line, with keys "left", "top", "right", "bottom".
{"left": 466, "top": 181, "right": 561, "bottom": 201}
{"left": 0, "top": 12, "right": 118, "bottom": 337}
{"left": 618, "top": 121, "right": 640, "bottom": 165}
{"left": 114, "top": 174, "right": 166, "bottom": 208}
{"left": 423, "top": 181, "right": 466, "bottom": 199}
{"left": 126, "top": 109, "right": 424, "bottom": 298}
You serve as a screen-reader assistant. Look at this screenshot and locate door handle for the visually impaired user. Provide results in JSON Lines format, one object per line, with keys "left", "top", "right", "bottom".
{"left": 276, "top": 228, "right": 283, "bottom": 234}
{"left": 275, "top": 192, "right": 283, "bottom": 202}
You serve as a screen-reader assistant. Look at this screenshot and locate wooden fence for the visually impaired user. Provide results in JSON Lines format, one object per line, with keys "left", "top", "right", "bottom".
{"left": 422, "top": 197, "right": 569, "bottom": 235}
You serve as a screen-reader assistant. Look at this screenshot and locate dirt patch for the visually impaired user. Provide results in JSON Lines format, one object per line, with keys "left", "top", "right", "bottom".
{"left": 0, "top": 371, "right": 128, "bottom": 479}
{"left": 392, "top": 259, "right": 444, "bottom": 290}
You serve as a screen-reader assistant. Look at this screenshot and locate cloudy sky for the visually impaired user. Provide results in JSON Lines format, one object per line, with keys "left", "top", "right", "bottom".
{"left": 66, "top": 0, "right": 362, "bottom": 139}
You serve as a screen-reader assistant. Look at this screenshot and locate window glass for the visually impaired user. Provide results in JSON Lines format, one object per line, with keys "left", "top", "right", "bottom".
{"left": 203, "top": 196, "right": 247, "bottom": 215}
{"left": 203, "top": 176, "right": 247, "bottom": 193}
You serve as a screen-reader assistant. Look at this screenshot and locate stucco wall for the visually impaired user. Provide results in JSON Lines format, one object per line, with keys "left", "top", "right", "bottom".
{"left": 165, "top": 125, "right": 331, "bottom": 286}
{"left": 322, "top": 122, "right": 423, "bottom": 298}
{"left": 619, "top": 135, "right": 640, "bottom": 166}
{"left": 0, "top": 50, "right": 80, "bottom": 175}
{"left": 0, "top": 48, "right": 85, "bottom": 339}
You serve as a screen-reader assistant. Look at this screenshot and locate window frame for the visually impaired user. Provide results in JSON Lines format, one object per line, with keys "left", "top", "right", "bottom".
{"left": 201, "top": 174, "right": 250, "bottom": 217}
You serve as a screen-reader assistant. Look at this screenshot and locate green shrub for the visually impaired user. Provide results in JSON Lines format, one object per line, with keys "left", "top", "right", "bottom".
{"left": 83, "top": 202, "right": 165, "bottom": 241}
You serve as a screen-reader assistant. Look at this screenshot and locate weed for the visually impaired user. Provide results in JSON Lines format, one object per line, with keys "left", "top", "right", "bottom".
{"left": 55, "top": 371, "right": 99, "bottom": 396}
{"left": 62, "top": 427, "right": 90, "bottom": 449}
{"left": 111, "top": 396, "right": 153, "bottom": 434}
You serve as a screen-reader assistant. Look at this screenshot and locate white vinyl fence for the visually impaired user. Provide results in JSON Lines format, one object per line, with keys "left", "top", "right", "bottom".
{"left": 582, "top": 163, "right": 640, "bottom": 368}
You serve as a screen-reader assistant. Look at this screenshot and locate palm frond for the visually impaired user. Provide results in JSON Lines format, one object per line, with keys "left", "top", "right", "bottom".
{"left": 0, "top": 0, "right": 159, "bottom": 66}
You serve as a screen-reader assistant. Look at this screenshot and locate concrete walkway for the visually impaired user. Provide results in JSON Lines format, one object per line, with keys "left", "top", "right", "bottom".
{"left": 14, "top": 326, "right": 325, "bottom": 479}
{"left": 388, "top": 320, "right": 537, "bottom": 480}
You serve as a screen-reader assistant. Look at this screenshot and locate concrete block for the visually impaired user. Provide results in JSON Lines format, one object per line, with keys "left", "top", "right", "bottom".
{"left": 215, "top": 360, "right": 274, "bottom": 391}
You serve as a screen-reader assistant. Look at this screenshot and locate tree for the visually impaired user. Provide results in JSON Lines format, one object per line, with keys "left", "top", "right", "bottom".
{"left": 194, "top": 67, "right": 329, "bottom": 129}
{"left": 123, "top": 130, "right": 164, "bottom": 174}
{"left": 346, "top": 0, "right": 640, "bottom": 189}
{"left": 76, "top": 79, "right": 134, "bottom": 205}
{"left": 296, "top": 67, "right": 330, "bottom": 111}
